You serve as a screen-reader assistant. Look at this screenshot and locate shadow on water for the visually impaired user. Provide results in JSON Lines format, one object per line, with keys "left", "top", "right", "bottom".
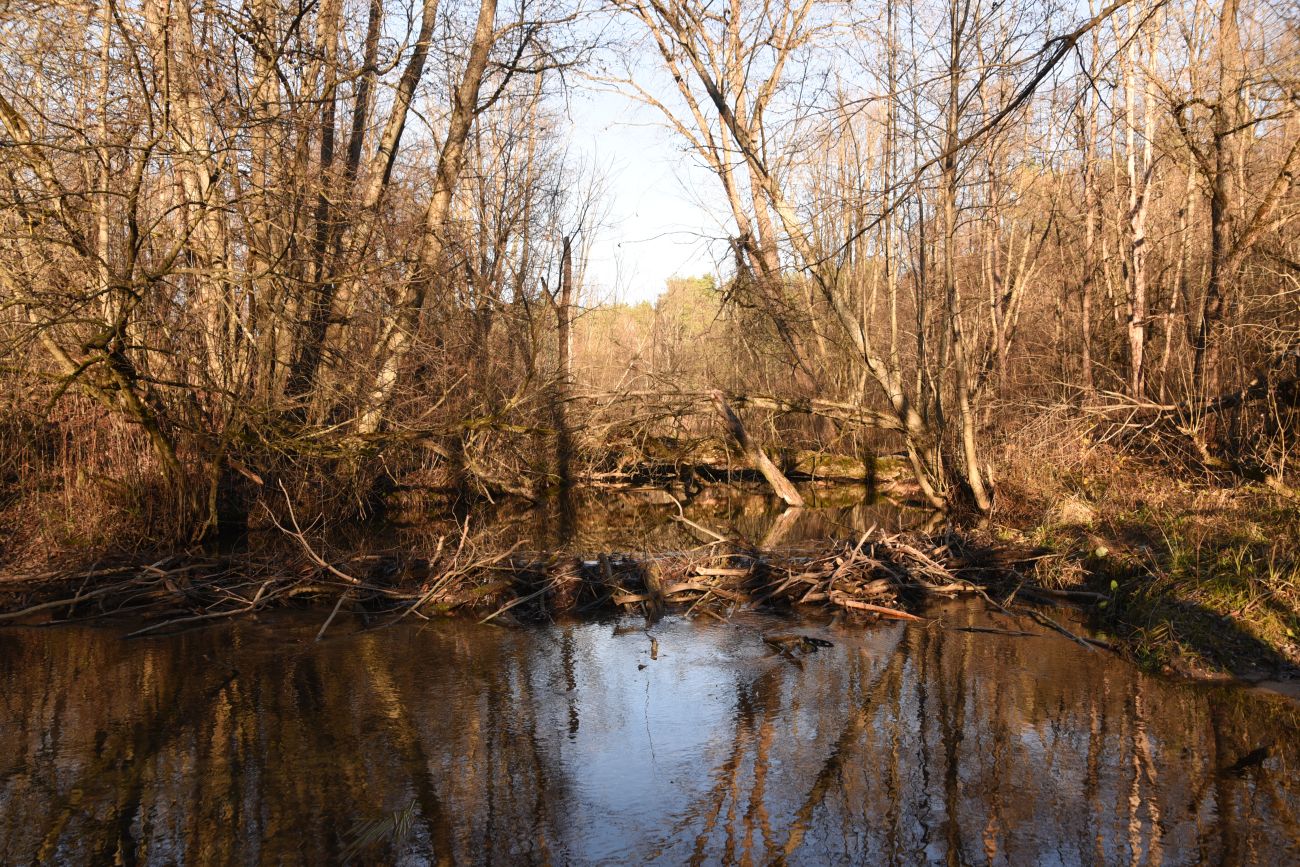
{"left": 395, "top": 481, "right": 925, "bottom": 556}
{"left": 2, "top": 601, "right": 1299, "bottom": 864}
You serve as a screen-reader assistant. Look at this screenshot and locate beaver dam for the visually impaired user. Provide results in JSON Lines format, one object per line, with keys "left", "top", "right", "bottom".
{"left": 1, "top": 482, "right": 1299, "bottom": 864}
{"left": 2, "top": 482, "right": 1081, "bottom": 640}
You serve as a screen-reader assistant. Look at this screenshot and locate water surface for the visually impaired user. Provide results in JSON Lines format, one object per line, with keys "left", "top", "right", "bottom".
{"left": 2, "top": 602, "right": 1298, "bottom": 864}
{"left": 394, "top": 482, "right": 922, "bottom": 555}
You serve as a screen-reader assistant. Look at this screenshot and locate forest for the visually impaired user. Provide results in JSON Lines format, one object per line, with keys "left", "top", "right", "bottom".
{"left": 0, "top": 0, "right": 1298, "bottom": 669}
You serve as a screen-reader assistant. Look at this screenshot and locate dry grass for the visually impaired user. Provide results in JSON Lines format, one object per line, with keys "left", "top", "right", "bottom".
{"left": 994, "top": 406, "right": 1300, "bottom": 675}
{"left": 0, "top": 396, "right": 196, "bottom": 570}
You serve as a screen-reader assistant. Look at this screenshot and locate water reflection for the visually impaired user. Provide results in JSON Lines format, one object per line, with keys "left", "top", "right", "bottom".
{"left": 402, "top": 483, "right": 922, "bottom": 555}
{"left": 1, "top": 602, "right": 1298, "bottom": 864}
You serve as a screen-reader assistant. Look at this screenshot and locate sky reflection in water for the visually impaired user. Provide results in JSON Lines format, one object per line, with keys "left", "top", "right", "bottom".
{"left": 2, "top": 601, "right": 1298, "bottom": 864}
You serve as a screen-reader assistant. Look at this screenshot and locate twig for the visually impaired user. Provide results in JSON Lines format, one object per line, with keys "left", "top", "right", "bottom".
{"left": 479, "top": 584, "right": 550, "bottom": 624}
{"left": 947, "top": 625, "right": 1036, "bottom": 637}
{"left": 264, "top": 482, "right": 361, "bottom": 585}
{"left": 0, "top": 580, "right": 142, "bottom": 622}
{"left": 1021, "top": 608, "right": 1096, "bottom": 651}
{"left": 829, "top": 592, "right": 926, "bottom": 621}
{"left": 1021, "top": 586, "right": 1112, "bottom": 603}
{"left": 317, "top": 590, "right": 352, "bottom": 642}
{"left": 127, "top": 577, "right": 278, "bottom": 638}
{"left": 665, "top": 491, "right": 730, "bottom": 543}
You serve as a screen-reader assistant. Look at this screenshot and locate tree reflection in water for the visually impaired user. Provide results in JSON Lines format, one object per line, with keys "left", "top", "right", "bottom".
{"left": 1, "top": 602, "right": 1297, "bottom": 864}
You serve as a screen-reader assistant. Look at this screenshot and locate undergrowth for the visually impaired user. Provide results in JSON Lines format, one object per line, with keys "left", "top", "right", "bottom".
{"left": 997, "top": 407, "right": 1300, "bottom": 675}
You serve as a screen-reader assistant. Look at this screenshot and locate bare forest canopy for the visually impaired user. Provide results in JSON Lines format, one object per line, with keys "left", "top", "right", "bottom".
{"left": 1, "top": 0, "right": 1298, "bottom": 548}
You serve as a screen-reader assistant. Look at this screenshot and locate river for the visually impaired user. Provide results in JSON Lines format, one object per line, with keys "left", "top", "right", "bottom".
{"left": 2, "top": 599, "right": 1297, "bottom": 864}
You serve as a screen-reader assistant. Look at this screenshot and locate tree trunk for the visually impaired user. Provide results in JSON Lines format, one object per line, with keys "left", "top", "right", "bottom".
{"left": 553, "top": 237, "right": 574, "bottom": 489}
{"left": 356, "top": 0, "right": 499, "bottom": 435}
{"left": 711, "top": 391, "right": 804, "bottom": 507}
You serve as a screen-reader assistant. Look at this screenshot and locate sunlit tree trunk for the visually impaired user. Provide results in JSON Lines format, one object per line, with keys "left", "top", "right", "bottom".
{"left": 1121, "top": 9, "right": 1155, "bottom": 398}
{"left": 358, "top": 0, "right": 500, "bottom": 434}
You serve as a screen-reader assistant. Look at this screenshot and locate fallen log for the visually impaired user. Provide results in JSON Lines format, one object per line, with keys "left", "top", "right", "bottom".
{"left": 711, "top": 390, "right": 804, "bottom": 507}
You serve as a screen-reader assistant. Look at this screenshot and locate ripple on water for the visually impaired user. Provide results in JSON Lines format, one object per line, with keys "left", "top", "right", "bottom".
{"left": 1, "top": 602, "right": 1298, "bottom": 864}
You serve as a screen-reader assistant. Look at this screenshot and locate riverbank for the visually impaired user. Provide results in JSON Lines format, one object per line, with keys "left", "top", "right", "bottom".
{"left": 995, "top": 443, "right": 1300, "bottom": 681}
{"left": 2, "top": 462, "right": 1297, "bottom": 684}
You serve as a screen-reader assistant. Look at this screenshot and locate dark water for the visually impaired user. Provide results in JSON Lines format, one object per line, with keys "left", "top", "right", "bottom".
{"left": 395, "top": 482, "right": 924, "bottom": 556}
{"left": 2, "top": 602, "right": 1298, "bottom": 865}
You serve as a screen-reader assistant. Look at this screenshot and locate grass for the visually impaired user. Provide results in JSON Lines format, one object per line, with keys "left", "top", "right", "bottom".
{"left": 997, "top": 425, "right": 1300, "bottom": 677}
{"left": 1095, "top": 499, "right": 1300, "bottom": 673}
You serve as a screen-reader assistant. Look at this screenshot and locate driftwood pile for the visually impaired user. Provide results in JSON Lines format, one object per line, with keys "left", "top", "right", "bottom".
{"left": 0, "top": 529, "right": 999, "bottom": 637}
{"left": 498, "top": 531, "right": 987, "bottom": 626}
